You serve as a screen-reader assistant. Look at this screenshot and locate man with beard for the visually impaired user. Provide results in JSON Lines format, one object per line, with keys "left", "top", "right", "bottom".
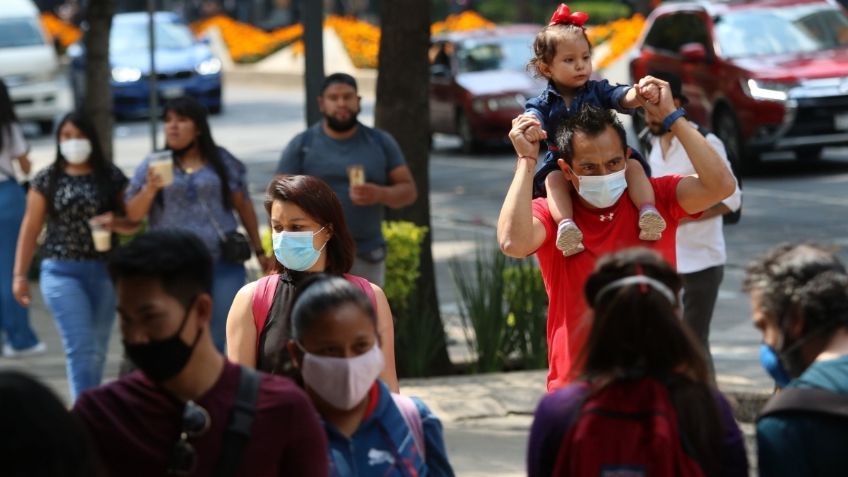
{"left": 276, "top": 73, "right": 417, "bottom": 286}
{"left": 644, "top": 71, "right": 741, "bottom": 372}
{"left": 744, "top": 243, "right": 848, "bottom": 476}
{"left": 72, "top": 230, "right": 328, "bottom": 477}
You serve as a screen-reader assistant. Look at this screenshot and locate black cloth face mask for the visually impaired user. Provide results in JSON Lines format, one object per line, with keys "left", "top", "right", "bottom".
{"left": 124, "top": 297, "right": 202, "bottom": 382}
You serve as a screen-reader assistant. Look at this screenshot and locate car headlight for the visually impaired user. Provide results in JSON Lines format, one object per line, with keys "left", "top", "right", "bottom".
{"left": 472, "top": 98, "right": 486, "bottom": 114}
{"left": 742, "top": 79, "right": 794, "bottom": 102}
{"left": 196, "top": 58, "right": 222, "bottom": 76}
{"left": 111, "top": 67, "right": 142, "bottom": 83}
{"left": 473, "top": 94, "right": 525, "bottom": 113}
{"left": 487, "top": 94, "right": 525, "bottom": 111}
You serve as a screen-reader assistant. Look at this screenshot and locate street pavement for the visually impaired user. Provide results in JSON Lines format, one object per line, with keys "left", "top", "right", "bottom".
{"left": 3, "top": 77, "right": 848, "bottom": 475}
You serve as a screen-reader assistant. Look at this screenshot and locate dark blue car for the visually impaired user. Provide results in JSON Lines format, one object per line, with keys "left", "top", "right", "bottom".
{"left": 71, "top": 11, "right": 222, "bottom": 118}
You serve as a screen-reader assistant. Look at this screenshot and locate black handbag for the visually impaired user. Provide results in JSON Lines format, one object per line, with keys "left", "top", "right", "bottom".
{"left": 219, "top": 230, "right": 252, "bottom": 263}
{"left": 199, "top": 195, "right": 252, "bottom": 263}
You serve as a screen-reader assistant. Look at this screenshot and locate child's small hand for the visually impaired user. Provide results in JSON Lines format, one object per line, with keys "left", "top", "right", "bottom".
{"left": 519, "top": 114, "right": 547, "bottom": 143}
{"left": 639, "top": 83, "right": 660, "bottom": 105}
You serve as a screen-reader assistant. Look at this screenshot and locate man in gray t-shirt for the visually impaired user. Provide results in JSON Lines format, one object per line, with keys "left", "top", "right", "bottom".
{"left": 276, "top": 73, "right": 417, "bottom": 286}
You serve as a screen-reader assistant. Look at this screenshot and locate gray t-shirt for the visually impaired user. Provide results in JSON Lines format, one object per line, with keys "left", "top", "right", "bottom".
{"left": 276, "top": 122, "right": 406, "bottom": 255}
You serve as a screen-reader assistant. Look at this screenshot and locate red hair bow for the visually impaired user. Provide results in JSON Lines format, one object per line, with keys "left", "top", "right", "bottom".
{"left": 549, "top": 4, "right": 589, "bottom": 27}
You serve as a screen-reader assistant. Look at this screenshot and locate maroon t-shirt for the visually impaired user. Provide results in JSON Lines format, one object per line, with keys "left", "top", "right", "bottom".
{"left": 72, "top": 360, "right": 328, "bottom": 477}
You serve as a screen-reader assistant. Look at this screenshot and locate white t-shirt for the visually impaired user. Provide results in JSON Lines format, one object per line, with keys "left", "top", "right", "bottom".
{"left": 0, "top": 122, "right": 27, "bottom": 181}
{"left": 647, "top": 121, "right": 742, "bottom": 274}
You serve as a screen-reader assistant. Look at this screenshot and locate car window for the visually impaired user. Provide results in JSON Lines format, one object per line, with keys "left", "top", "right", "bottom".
{"left": 644, "top": 13, "right": 710, "bottom": 55}
{"left": 0, "top": 18, "right": 45, "bottom": 48}
{"left": 715, "top": 5, "right": 848, "bottom": 58}
{"left": 456, "top": 35, "right": 533, "bottom": 73}
{"left": 111, "top": 21, "right": 195, "bottom": 51}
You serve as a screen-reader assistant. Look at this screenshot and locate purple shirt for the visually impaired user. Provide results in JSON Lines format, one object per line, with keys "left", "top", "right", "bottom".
{"left": 72, "top": 360, "right": 329, "bottom": 477}
{"left": 126, "top": 147, "right": 246, "bottom": 260}
{"left": 526, "top": 380, "right": 748, "bottom": 477}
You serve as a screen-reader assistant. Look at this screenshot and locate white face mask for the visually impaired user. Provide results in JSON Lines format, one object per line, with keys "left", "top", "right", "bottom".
{"left": 574, "top": 164, "right": 628, "bottom": 208}
{"left": 60, "top": 139, "right": 92, "bottom": 165}
{"left": 299, "top": 343, "right": 385, "bottom": 411}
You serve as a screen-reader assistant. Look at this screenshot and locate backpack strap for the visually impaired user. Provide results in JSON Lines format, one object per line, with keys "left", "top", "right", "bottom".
{"left": 214, "top": 366, "right": 261, "bottom": 477}
{"left": 296, "top": 127, "right": 315, "bottom": 167}
{"left": 343, "top": 273, "right": 379, "bottom": 312}
{"left": 758, "top": 387, "right": 848, "bottom": 420}
{"left": 391, "top": 393, "right": 426, "bottom": 459}
{"left": 252, "top": 274, "right": 280, "bottom": 356}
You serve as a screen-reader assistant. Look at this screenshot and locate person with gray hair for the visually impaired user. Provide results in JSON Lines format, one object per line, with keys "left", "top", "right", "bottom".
{"left": 744, "top": 243, "right": 848, "bottom": 476}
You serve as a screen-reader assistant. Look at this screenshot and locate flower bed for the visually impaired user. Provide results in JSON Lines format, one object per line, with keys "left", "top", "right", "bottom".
{"left": 191, "top": 15, "right": 301, "bottom": 63}
{"left": 586, "top": 14, "right": 645, "bottom": 69}
{"left": 40, "top": 13, "right": 82, "bottom": 50}
{"left": 431, "top": 11, "right": 494, "bottom": 35}
{"left": 39, "top": 10, "right": 643, "bottom": 72}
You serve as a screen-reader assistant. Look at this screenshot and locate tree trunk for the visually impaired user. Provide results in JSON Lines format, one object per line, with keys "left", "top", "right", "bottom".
{"left": 83, "top": 0, "right": 115, "bottom": 161}
{"left": 375, "top": 0, "right": 452, "bottom": 375}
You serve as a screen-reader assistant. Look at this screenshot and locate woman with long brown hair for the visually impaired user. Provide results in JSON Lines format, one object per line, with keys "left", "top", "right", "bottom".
{"left": 526, "top": 248, "right": 747, "bottom": 477}
{"left": 226, "top": 174, "right": 398, "bottom": 391}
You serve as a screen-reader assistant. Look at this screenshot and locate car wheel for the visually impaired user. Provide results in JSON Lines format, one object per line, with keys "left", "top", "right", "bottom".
{"left": 457, "top": 110, "right": 479, "bottom": 154}
{"left": 714, "top": 108, "right": 757, "bottom": 175}
{"left": 795, "top": 146, "right": 822, "bottom": 161}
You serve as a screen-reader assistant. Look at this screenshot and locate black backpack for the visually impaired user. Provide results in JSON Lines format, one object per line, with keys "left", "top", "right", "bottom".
{"left": 758, "top": 387, "right": 848, "bottom": 420}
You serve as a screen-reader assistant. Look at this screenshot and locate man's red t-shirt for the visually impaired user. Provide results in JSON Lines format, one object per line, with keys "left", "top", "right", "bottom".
{"left": 532, "top": 175, "right": 695, "bottom": 391}
{"left": 72, "top": 360, "right": 329, "bottom": 476}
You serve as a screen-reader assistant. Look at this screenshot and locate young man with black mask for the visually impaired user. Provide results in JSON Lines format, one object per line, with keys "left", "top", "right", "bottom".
{"left": 275, "top": 73, "right": 417, "bottom": 286}
{"left": 72, "top": 230, "right": 328, "bottom": 477}
{"left": 744, "top": 243, "right": 848, "bottom": 476}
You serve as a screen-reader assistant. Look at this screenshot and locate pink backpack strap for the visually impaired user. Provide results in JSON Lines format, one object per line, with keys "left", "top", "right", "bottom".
{"left": 343, "top": 273, "right": 378, "bottom": 312}
{"left": 391, "top": 393, "right": 426, "bottom": 459}
{"left": 251, "top": 274, "right": 280, "bottom": 354}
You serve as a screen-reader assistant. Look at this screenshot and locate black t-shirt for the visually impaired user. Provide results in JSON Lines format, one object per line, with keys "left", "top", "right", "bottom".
{"left": 31, "top": 164, "right": 128, "bottom": 261}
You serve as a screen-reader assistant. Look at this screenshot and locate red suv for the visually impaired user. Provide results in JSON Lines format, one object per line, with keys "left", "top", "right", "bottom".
{"left": 630, "top": 0, "right": 848, "bottom": 172}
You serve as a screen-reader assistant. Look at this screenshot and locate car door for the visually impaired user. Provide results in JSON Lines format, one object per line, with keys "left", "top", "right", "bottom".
{"left": 429, "top": 40, "right": 457, "bottom": 134}
{"left": 635, "top": 11, "right": 716, "bottom": 128}
{"left": 675, "top": 11, "right": 718, "bottom": 129}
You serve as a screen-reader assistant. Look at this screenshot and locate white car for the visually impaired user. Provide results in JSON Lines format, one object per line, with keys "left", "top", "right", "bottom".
{"left": 0, "top": 0, "right": 67, "bottom": 133}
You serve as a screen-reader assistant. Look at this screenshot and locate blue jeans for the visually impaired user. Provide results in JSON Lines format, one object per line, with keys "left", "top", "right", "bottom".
{"left": 211, "top": 260, "right": 246, "bottom": 352}
{"left": 40, "top": 259, "right": 116, "bottom": 402}
{"left": 0, "top": 180, "right": 39, "bottom": 350}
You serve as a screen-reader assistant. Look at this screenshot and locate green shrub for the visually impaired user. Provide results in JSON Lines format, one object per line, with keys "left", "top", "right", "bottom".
{"left": 261, "top": 227, "right": 273, "bottom": 257}
{"left": 565, "top": 2, "right": 632, "bottom": 24}
{"left": 382, "top": 221, "right": 428, "bottom": 311}
{"left": 450, "top": 244, "right": 511, "bottom": 373}
{"left": 504, "top": 258, "right": 548, "bottom": 370}
{"left": 382, "top": 220, "right": 439, "bottom": 377}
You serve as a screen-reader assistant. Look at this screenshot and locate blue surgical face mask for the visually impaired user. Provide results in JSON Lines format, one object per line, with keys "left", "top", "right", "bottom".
{"left": 574, "top": 163, "right": 628, "bottom": 208}
{"left": 272, "top": 226, "right": 327, "bottom": 271}
{"left": 759, "top": 343, "right": 792, "bottom": 388}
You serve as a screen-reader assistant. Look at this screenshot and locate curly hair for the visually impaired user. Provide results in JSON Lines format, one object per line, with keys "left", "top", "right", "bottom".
{"left": 527, "top": 23, "right": 592, "bottom": 79}
{"left": 743, "top": 243, "right": 848, "bottom": 332}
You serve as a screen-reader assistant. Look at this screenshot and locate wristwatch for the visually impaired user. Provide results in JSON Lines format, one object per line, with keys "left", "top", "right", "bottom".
{"left": 662, "top": 108, "right": 687, "bottom": 132}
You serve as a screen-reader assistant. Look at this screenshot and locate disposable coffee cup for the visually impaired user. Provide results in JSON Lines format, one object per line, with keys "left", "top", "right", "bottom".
{"left": 149, "top": 151, "right": 174, "bottom": 187}
{"left": 89, "top": 221, "right": 111, "bottom": 252}
{"left": 347, "top": 164, "right": 365, "bottom": 186}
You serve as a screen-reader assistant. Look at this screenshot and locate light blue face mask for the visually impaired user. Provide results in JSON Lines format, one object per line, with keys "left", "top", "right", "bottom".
{"left": 575, "top": 165, "right": 628, "bottom": 208}
{"left": 272, "top": 226, "right": 327, "bottom": 271}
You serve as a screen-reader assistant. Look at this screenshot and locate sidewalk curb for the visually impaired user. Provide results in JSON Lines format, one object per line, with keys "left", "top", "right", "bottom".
{"left": 399, "top": 370, "right": 773, "bottom": 424}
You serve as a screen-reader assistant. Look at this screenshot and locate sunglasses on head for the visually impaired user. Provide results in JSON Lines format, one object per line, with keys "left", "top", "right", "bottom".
{"left": 167, "top": 400, "right": 211, "bottom": 475}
